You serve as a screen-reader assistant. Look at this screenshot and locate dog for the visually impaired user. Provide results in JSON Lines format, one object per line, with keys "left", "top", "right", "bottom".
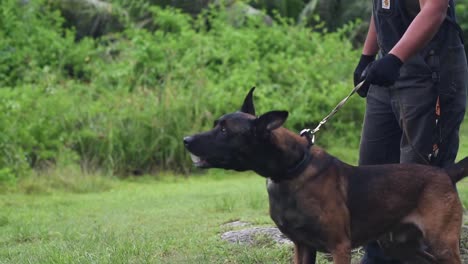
{"left": 183, "top": 88, "right": 468, "bottom": 264}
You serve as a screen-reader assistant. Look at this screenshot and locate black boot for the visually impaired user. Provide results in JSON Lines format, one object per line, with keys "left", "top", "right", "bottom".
{"left": 360, "top": 241, "right": 402, "bottom": 264}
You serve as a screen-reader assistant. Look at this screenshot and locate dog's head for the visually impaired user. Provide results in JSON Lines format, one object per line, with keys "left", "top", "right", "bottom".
{"left": 183, "top": 87, "right": 291, "bottom": 175}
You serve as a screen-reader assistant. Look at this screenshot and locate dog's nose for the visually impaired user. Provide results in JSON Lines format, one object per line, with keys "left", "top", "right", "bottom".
{"left": 183, "top": 136, "right": 193, "bottom": 147}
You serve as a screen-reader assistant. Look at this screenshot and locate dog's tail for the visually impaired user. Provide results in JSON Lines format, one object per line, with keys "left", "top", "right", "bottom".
{"left": 445, "top": 157, "right": 468, "bottom": 184}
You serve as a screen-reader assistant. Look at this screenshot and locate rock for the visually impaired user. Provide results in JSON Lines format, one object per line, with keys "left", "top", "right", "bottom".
{"left": 222, "top": 220, "right": 251, "bottom": 228}
{"left": 54, "top": 0, "right": 127, "bottom": 40}
{"left": 221, "top": 226, "right": 292, "bottom": 246}
{"left": 223, "top": 1, "right": 273, "bottom": 27}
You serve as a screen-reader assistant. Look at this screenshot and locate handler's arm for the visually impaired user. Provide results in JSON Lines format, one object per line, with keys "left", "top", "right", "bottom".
{"left": 390, "top": 0, "right": 448, "bottom": 62}
{"left": 363, "top": 15, "right": 379, "bottom": 56}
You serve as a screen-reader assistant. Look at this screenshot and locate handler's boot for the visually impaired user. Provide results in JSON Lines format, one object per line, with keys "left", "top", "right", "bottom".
{"left": 360, "top": 242, "right": 402, "bottom": 264}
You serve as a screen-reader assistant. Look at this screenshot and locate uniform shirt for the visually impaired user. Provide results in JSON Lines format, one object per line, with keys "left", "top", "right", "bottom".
{"left": 372, "top": 0, "right": 459, "bottom": 56}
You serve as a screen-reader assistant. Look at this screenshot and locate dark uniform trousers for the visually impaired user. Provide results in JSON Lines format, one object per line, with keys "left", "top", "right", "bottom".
{"left": 360, "top": 38, "right": 468, "bottom": 167}
{"left": 359, "top": 0, "right": 468, "bottom": 263}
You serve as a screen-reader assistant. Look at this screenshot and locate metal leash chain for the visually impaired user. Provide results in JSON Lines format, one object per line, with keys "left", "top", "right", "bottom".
{"left": 300, "top": 80, "right": 365, "bottom": 145}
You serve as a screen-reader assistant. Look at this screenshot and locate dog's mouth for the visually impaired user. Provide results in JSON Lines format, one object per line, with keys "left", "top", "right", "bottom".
{"left": 189, "top": 153, "right": 211, "bottom": 168}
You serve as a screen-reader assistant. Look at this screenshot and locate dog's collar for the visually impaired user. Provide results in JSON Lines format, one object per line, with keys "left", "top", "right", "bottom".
{"left": 287, "top": 147, "right": 311, "bottom": 176}
{"left": 270, "top": 147, "right": 311, "bottom": 183}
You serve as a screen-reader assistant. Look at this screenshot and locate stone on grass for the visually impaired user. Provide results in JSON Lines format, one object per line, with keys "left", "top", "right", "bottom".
{"left": 221, "top": 226, "right": 292, "bottom": 246}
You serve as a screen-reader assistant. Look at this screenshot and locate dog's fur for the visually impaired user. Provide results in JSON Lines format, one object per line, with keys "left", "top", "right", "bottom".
{"left": 183, "top": 88, "right": 468, "bottom": 264}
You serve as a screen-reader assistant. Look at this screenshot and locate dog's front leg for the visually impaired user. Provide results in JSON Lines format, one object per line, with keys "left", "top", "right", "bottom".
{"left": 330, "top": 241, "right": 351, "bottom": 264}
{"left": 294, "top": 243, "right": 317, "bottom": 264}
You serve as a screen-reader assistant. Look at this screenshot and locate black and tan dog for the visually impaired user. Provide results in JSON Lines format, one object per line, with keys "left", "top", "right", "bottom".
{"left": 183, "top": 88, "right": 468, "bottom": 264}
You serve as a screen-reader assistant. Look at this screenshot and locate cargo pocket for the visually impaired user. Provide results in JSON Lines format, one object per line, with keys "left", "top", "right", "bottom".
{"left": 437, "top": 45, "right": 467, "bottom": 97}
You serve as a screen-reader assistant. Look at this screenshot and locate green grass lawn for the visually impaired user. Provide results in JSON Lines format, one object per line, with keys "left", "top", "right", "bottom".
{"left": 3, "top": 173, "right": 468, "bottom": 264}
{"left": 0, "top": 173, "right": 298, "bottom": 264}
{"left": 1, "top": 119, "right": 467, "bottom": 264}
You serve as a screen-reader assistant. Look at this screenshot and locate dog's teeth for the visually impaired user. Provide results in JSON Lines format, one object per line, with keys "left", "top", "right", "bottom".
{"left": 190, "top": 153, "right": 201, "bottom": 163}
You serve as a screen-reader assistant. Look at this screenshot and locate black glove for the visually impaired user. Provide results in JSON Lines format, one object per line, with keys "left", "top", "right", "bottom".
{"left": 353, "top": 54, "right": 375, "bottom": 97}
{"left": 365, "top": 53, "right": 403, "bottom": 86}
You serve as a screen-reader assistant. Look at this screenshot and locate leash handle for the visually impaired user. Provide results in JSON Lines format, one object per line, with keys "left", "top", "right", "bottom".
{"left": 300, "top": 80, "right": 366, "bottom": 144}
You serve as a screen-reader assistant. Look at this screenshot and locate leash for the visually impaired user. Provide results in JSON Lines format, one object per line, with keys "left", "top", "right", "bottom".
{"left": 300, "top": 80, "right": 366, "bottom": 145}
{"left": 300, "top": 78, "right": 438, "bottom": 165}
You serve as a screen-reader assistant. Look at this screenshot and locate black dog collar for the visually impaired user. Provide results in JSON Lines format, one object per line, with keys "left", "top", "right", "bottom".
{"left": 270, "top": 147, "right": 312, "bottom": 183}
{"left": 286, "top": 147, "right": 312, "bottom": 178}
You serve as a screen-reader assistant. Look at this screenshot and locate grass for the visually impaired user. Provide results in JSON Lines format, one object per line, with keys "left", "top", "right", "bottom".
{"left": 459, "top": 118, "right": 468, "bottom": 161}
{"left": 1, "top": 118, "right": 467, "bottom": 264}
{"left": 0, "top": 173, "right": 294, "bottom": 264}
{"left": 2, "top": 172, "right": 468, "bottom": 264}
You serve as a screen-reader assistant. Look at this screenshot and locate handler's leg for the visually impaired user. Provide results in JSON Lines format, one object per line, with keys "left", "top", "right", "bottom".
{"left": 359, "top": 84, "right": 402, "bottom": 264}
{"left": 359, "top": 84, "right": 401, "bottom": 166}
{"left": 391, "top": 75, "right": 438, "bottom": 165}
{"left": 431, "top": 45, "right": 468, "bottom": 167}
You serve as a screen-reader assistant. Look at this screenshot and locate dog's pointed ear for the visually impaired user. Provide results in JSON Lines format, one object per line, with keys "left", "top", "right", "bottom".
{"left": 255, "top": 110, "right": 288, "bottom": 132}
{"left": 240, "top": 87, "right": 256, "bottom": 115}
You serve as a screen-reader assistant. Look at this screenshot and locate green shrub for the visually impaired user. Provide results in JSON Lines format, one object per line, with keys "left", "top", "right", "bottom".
{"left": 1, "top": 4, "right": 362, "bottom": 179}
{"left": 0, "top": 168, "right": 16, "bottom": 189}
{"left": 250, "top": 0, "right": 307, "bottom": 19}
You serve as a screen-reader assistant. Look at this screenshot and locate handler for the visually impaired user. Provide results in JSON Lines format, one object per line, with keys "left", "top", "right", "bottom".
{"left": 354, "top": 0, "right": 468, "bottom": 263}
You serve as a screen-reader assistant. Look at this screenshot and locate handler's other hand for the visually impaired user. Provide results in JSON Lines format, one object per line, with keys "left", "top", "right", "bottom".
{"left": 353, "top": 54, "right": 375, "bottom": 98}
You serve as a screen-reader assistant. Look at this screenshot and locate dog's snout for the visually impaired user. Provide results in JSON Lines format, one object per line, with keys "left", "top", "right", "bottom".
{"left": 183, "top": 136, "right": 193, "bottom": 147}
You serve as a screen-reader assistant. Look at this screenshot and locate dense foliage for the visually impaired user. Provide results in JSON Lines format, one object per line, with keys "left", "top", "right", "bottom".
{"left": 0, "top": 0, "right": 362, "bottom": 182}
{"left": 3, "top": 0, "right": 468, "bottom": 184}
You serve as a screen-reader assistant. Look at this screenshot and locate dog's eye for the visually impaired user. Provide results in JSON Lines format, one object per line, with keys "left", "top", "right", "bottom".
{"left": 220, "top": 126, "right": 227, "bottom": 134}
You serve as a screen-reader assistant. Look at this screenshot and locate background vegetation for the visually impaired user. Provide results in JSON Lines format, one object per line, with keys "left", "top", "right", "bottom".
{"left": 0, "top": 0, "right": 366, "bottom": 184}
{"left": 1, "top": 0, "right": 468, "bottom": 188}
{"left": 1, "top": 0, "right": 468, "bottom": 263}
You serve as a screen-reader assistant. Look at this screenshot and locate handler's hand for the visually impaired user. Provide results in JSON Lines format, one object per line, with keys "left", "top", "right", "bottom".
{"left": 353, "top": 54, "right": 375, "bottom": 97}
{"left": 354, "top": 54, "right": 375, "bottom": 86}
{"left": 365, "top": 53, "right": 403, "bottom": 86}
